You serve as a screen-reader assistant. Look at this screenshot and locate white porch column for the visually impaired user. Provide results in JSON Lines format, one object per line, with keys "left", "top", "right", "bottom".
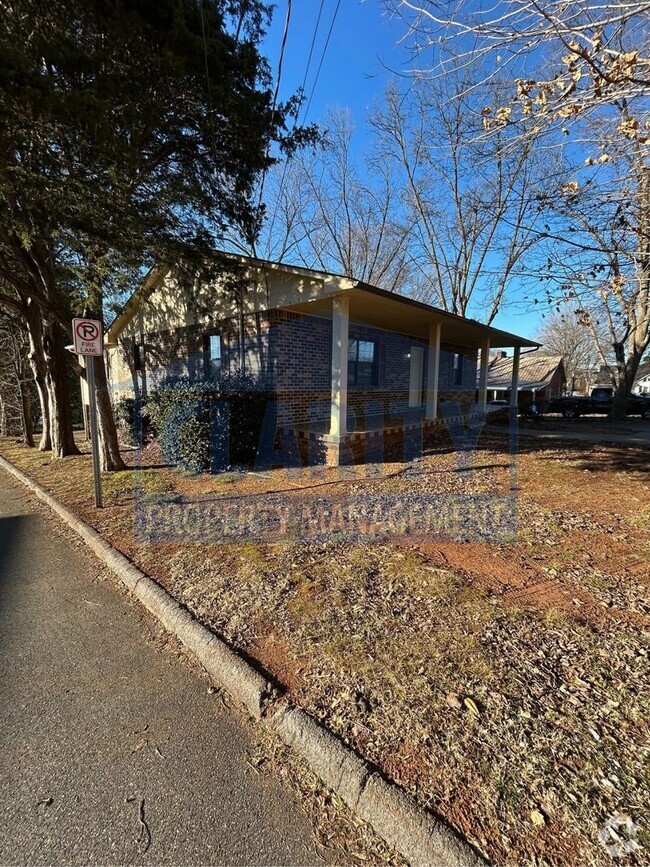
{"left": 478, "top": 335, "right": 490, "bottom": 412}
{"left": 510, "top": 346, "right": 521, "bottom": 409}
{"left": 425, "top": 320, "right": 441, "bottom": 420}
{"left": 330, "top": 295, "right": 350, "bottom": 437}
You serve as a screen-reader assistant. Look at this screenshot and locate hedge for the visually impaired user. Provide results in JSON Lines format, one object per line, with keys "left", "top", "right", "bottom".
{"left": 146, "top": 373, "right": 272, "bottom": 473}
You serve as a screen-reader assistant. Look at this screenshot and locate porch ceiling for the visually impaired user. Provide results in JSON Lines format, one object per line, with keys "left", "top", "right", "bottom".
{"left": 283, "top": 284, "right": 539, "bottom": 350}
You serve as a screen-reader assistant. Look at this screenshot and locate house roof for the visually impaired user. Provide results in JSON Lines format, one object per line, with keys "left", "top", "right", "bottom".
{"left": 634, "top": 363, "right": 650, "bottom": 384}
{"left": 106, "top": 253, "right": 539, "bottom": 350}
{"left": 486, "top": 350, "right": 566, "bottom": 391}
{"left": 106, "top": 264, "right": 171, "bottom": 346}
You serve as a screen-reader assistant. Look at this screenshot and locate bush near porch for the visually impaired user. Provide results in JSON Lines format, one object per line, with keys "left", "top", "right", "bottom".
{"left": 1, "top": 430, "right": 648, "bottom": 867}
{"left": 144, "top": 373, "right": 272, "bottom": 472}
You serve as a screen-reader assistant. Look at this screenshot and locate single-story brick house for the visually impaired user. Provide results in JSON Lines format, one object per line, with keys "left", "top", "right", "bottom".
{"left": 486, "top": 350, "right": 566, "bottom": 412}
{"left": 105, "top": 254, "right": 537, "bottom": 464}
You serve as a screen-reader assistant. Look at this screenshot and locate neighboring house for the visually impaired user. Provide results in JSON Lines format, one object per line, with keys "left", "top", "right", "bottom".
{"left": 573, "top": 363, "right": 617, "bottom": 394}
{"left": 486, "top": 350, "right": 566, "bottom": 412}
{"left": 632, "top": 363, "right": 650, "bottom": 395}
{"left": 571, "top": 366, "right": 600, "bottom": 395}
{"left": 105, "top": 254, "right": 537, "bottom": 464}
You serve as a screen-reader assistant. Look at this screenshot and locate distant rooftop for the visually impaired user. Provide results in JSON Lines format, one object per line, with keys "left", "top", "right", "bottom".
{"left": 486, "top": 350, "right": 565, "bottom": 391}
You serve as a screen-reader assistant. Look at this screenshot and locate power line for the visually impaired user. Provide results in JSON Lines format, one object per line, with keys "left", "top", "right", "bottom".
{"left": 302, "top": 0, "right": 342, "bottom": 125}
{"left": 266, "top": 0, "right": 342, "bottom": 252}
{"left": 254, "top": 0, "right": 293, "bottom": 233}
{"left": 266, "top": 0, "right": 325, "bottom": 246}
{"left": 298, "top": 0, "right": 325, "bottom": 110}
{"left": 269, "top": 0, "right": 292, "bottom": 125}
{"left": 199, "top": 0, "right": 214, "bottom": 141}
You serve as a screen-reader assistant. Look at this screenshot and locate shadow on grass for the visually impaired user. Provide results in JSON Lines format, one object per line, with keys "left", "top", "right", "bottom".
{"left": 492, "top": 432, "right": 650, "bottom": 475}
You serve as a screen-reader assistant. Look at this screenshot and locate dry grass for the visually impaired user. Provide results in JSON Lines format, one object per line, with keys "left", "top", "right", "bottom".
{"left": 2, "top": 431, "right": 649, "bottom": 866}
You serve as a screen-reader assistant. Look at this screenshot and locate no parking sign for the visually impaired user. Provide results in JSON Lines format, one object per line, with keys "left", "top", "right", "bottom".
{"left": 72, "top": 317, "right": 103, "bottom": 507}
{"left": 72, "top": 318, "right": 103, "bottom": 356}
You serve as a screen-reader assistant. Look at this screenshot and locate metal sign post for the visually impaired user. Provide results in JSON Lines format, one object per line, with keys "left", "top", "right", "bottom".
{"left": 85, "top": 358, "right": 103, "bottom": 508}
{"left": 72, "top": 318, "right": 104, "bottom": 508}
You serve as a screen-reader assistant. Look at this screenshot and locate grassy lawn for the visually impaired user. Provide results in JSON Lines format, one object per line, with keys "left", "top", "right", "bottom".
{"left": 2, "top": 430, "right": 649, "bottom": 866}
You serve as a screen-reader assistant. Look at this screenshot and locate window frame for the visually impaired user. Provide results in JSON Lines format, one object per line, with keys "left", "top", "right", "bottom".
{"left": 347, "top": 338, "right": 383, "bottom": 387}
{"left": 133, "top": 341, "right": 144, "bottom": 372}
{"left": 203, "top": 333, "right": 222, "bottom": 378}
{"left": 452, "top": 352, "right": 464, "bottom": 386}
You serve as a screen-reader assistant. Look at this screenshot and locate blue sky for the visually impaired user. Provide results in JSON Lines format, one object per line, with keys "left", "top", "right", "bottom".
{"left": 262, "top": 1, "right": 544, "bottom": 341}
{"left": 263, "top": 2, "right": 399, "bottom": 127}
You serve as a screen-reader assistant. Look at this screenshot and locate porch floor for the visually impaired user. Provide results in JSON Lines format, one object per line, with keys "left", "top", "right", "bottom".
{"left": 287, "top": 403, "right": 506, "bottom": 441}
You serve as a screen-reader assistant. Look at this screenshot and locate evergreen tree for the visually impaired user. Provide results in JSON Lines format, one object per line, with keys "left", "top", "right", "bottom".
{"left": 0, "top": 0, "right": 302, "bottom": 465}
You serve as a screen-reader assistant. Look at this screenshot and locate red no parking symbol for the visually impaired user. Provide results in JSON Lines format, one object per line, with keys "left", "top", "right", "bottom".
{"left": 76, "top": 320, "right": 99, "bottom": 341}
{"left": 72, "top": 317, "right": 103, "bottom": 355}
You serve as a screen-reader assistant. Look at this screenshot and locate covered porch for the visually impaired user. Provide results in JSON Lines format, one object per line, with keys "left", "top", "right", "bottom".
{"left": 282, "top": 283, "right": 538, "bottom": 465}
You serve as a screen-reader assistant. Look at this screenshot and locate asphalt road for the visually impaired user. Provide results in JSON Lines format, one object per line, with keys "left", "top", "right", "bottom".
{"left": 0, "top": 471, "right": 329, "bottom": 866}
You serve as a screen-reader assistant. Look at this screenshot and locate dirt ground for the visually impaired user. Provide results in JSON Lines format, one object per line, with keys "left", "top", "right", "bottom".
{"left": 1, "top": 428, "right": 648, "bottom": 867}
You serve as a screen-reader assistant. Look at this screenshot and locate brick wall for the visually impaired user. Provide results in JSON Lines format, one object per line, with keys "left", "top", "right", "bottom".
{"left": 115, "top": 307, "right": 480, "bottom": 428}
{"left": 438, "top": 344, "right": 479, "bottom": 414}
{"left": 270, "top": 313, "right": 479, "bottom": 431}
{"left": 120, "top": 315, "right": 274, "bottom": 393}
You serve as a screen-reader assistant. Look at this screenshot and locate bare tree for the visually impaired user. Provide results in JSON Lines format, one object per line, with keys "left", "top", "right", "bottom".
{"left": 370, "top": 71, "right": 544, "bottom": 321}
{"left": 259, "top": 109, "right": 415, "bottom": 293}
{"left": 531, "top": 138, "right": 650, "bottom": 415}
{"left": 385, "top": 1, "right": 650, "bottom": 119}
{"left": 386, "top": 1, "right": 650, "bottom": 417}
{"left": 536, "top": 302, "right": 607, "bottom": 393}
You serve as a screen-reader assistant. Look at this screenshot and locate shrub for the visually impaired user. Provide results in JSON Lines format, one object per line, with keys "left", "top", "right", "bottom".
{"left": 146, "top": 372, "right": 272, "bottom": 473}
{"left": 114, "top": 395, "right": 150, "bottom": 446}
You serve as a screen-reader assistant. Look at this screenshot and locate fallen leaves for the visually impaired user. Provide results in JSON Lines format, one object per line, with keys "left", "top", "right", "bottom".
{"left": 463, "top": 697, "right": 480, "bottom": 717}
{"left": 2, "top": 433, "right": 649, "bottom": 867}
{"left": 530, "top": 809, "right": 546, "bottom": 827}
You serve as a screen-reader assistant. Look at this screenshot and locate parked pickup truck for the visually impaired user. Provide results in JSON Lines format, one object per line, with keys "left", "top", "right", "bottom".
{"left": 547, "top": 387, "right": 650, "bottom": 419}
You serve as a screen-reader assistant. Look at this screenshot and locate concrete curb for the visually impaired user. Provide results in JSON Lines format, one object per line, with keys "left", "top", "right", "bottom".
{"left": 269, "top": 705, "right": 487, "bottom": 867}
{"left": 1, "top": 454, "right": 488, "bottom": 867}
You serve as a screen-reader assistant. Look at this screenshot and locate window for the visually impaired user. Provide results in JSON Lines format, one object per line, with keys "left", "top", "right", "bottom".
{"left": 203, "top": 334, "right": 222, "bottom": 377}
{"left": 133, "top": 342, "right": 144, "bottom": 372}
{"left": 452, "top": 353, "right": 464, "bottom": 386}
{"left": 348, "top": 339, "right": 382, "bottom": 386}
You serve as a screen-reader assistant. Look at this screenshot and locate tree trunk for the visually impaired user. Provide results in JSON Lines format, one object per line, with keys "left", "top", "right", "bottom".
{"left": 24, "top": 301, "right": 52, "bottom": 450}
{"left": 609, "top": 347, "right": 643, "bottom": 420}
{"left": 34, "top": 369, "right": 51, "bottom": 451}
{"left": 19, "top": 379, "right": 34, "bottom": 447}
{"left": 42, "top": 314, "right": 80, "bottom": 457}
{"left": 92, "top": 353, "right": 126, "bottom": 471}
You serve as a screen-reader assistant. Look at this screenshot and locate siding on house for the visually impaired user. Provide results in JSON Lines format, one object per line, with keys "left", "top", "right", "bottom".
{"left": 632, "top": 364, "right": 650, "bottom": 395}
{"left": 634, "top": 375, "right": 650, "bottom": 395}
{"left": 107, "top": 264, "right": 333, "bottom": 398}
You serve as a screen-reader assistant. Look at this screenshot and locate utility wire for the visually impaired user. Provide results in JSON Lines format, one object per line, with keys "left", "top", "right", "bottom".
{"left": 253, "top": 0, "right": 293, "bottom": 253}
{"left": 199, "top": 1, "right": 213, "bottom": 118}
{"left": 266, "top": 0, "right": 343, "bottom": 254}
{"left": 302, "top": 0, "right": 341, "bottom": 125}
{"left": 266, "top": 0, "right": 325, "bottom": 246}
{"left": 298, "top": 0, "right": 325, "bottom": 110}
{"left": 200, "top": 0, "right": 220, "bottom": 168}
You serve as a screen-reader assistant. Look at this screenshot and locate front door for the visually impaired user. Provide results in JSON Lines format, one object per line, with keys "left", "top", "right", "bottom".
{"left": 409, "top": 346, "right": 424, "bottom": 407}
